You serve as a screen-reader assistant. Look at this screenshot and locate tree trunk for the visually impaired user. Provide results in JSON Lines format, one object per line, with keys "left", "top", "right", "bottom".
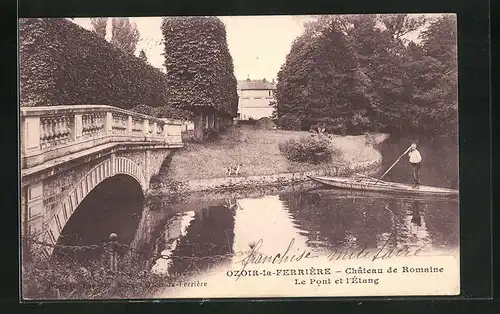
{"left": 193, "top": 110, "right": 204, "bottom": 142}
{"left": 214, "top": 111, "right": 220, "bottom": 131}
{"left": 208, "top": 111, "right": 215, "bottom": 129}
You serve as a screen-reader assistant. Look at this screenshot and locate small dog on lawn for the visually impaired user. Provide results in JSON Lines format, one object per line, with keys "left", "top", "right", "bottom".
{"left": 226, "top": 164, "right": 243, "bottom": 176}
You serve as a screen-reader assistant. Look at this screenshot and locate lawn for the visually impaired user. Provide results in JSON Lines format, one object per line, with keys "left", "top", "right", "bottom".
{"left": 161, "top": 125, "right": 384, "bottom": 182}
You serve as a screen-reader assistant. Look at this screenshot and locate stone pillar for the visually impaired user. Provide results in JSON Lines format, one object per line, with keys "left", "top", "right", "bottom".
{"left": 143, "top": 119, "right": 149, "bottom": 136}
{"left": 152, "top": 122, "right": 158, "bottom": 136}
{"left": 104, "top": 112, "right": 113, "bottom": 134}
{"left": 22, "top": 116, "right": 40, "bottom": 154}
{"left": 127, "top": 116, "right": 133, "bottom": 134}
{"left": 73, "top": 114, "right": 83, "bottom": 141}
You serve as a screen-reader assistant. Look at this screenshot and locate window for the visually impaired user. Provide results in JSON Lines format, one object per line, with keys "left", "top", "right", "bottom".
{"left": 269, "top": 90, "right": 272, "bottom": 97}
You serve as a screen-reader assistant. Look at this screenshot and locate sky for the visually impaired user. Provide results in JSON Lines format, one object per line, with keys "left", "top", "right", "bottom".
{"left": 72, "top": 16, "right": 309, "bottom": 81}
{"left": 71, "top": 14, "right": 442, "bottom": 81}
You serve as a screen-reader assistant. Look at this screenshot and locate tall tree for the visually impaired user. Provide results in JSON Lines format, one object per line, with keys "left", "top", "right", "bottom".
{"left": 111, "top": 18, "right": 140, "bottom": 55}
{"left": 138, "top": 49, "right": 148, "bottom": 63}
{"left": 352, "top": 14, "right": 426, "bottom": 131}
{"left": 161, "top": 17, "right": 238, "bottom": 141}
{"left": 276, "top": 16, "right": 371, "bottom": 133}
{"left": 413, "top": 14, "right": 458, "bottom": 136}
{"left": 90, "top": 18, "right": 107, "bottom": 39}
{"left": 276, "top": 14, "right": 456, "bottom": 136}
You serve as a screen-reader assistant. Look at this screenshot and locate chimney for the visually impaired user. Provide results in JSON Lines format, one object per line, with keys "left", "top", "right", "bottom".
{"left": 271, "top": 78, "right": 275, "bottom": 84}
{"left": 263, "top": 78, "right": 267, "bottom": 83}
{"left": 246, "top": 74, "right": 250, "bottom": 82}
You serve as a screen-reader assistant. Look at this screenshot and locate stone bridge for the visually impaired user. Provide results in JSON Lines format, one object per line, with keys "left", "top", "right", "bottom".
{"left": 20, "top": 105, "right": 184, "bottom": 257}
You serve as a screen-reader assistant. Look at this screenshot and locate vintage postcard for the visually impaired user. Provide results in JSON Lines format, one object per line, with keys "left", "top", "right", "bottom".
{"left": 19, "top": 14, "right": 459, "bottom": 300}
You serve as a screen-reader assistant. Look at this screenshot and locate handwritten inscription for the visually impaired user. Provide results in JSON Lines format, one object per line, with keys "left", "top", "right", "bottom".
{"left": 225, "top": 235, "right": 446, "bottom": 284}
{"left": 232, "top": 238, "right": 316, "bottom": 279}
{"left": 232, "top": 234, "right": 423, "bottom": 269}
{"left": 325, "top": 233, "right": 422, "bottom": 262}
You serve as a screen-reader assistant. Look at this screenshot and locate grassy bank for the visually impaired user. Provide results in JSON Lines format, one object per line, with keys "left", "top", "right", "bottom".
{"left": 159, "top": 125, "right": 387, "bottom": 183}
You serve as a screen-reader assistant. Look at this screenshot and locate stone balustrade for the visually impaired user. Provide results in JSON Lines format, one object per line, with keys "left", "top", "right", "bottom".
{"left": 21, "top": 105, "right": 183, "bottom": 170}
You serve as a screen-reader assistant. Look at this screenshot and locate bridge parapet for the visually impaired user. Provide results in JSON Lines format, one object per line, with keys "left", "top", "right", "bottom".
{"left": 21, "top": 105, "right": 183, "bottom": 170}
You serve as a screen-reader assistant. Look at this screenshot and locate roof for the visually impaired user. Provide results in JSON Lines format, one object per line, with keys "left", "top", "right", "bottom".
{"left": 237, "top": 79, "right": 276, "bottom": 90}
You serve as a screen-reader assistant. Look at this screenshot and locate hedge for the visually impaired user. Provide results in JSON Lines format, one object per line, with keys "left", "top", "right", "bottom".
{"left": 161, "top": 17, "right": 238, "bottom": 117}
{"left": 19, "top": 18, "right": 175, "bottom": 113}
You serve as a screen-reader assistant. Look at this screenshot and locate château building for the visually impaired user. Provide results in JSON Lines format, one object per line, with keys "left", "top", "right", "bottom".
{"left": 236, "top": 78, "right": 276, "bottom": 120}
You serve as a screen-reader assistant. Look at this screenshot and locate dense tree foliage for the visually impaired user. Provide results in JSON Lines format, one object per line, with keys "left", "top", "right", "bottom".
{"left": 90, "top": 18, "right": 107, "bottom": 39}
{"left": 275, "top": 14, "right": 457, "bottom": 138}
{"left": 131, "top": 104, "right": 193, "bottom": 120}
{"left": 161, "top": 16, "right": 238, "bottom": 118}
{"left": 19, "top": 18, "right": 190, "bottom": 119}
{"left": 111, "top": 18, "right": 140, "bottom": 55}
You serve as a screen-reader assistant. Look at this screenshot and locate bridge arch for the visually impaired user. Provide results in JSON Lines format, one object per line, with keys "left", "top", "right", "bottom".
{"left": 41, "top": 156, "right": 146, "bottom": 254}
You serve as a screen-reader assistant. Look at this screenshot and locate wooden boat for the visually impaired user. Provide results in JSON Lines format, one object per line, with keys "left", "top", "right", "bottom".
{"left": 307, "top": 174, "right": 459, "bottom": 198}
{"left": 306, "top": 188, "right": 459, "bottom": 202}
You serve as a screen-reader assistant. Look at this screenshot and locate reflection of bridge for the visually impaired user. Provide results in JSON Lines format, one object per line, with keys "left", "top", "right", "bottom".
{"left": 20, "top": 105, "right": 184, "bottom": 256}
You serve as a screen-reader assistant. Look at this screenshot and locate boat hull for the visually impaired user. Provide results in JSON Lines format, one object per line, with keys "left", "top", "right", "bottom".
{"left": 307, "top": 175, "right": 459, "bottom": 197}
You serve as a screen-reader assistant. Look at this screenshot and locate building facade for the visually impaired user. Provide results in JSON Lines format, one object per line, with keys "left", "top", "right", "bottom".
{"left": 237, "top": 78, "right": 276, "bottom": 120}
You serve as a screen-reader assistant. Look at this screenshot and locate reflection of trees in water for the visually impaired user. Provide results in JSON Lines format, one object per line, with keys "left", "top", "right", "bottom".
{"left": 280, "top": 191, "right": 394, "bottom": 250}
{"left": 280, "top": 191, "right": 458, "bottom": 253}
{"left": 420, "top": 200, "right": 459, "bottom": 249}
{"left": 165, "top": 204, "right": 236, "bottom": 276}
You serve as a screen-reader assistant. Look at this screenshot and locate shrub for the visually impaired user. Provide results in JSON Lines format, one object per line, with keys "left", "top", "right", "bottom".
{"left": 350, "top": 112, "right": 372, "bottom": 134}
{"left": 364, "top": 131, "right": 376, "bottom": 147}
{"left": 254, "top": 117, "right": 276, "bottom": 130}
{"left": 22, "top": 254, "right": 172, "bottom": 300}
{"left": 279, "top": 135, "right": 339, "bottom": 164}
{"left": 238, "top": 118, "right": 257, "bottom": 125}
{"left": 276, "top": 114, "right": 301, "bottom": 131}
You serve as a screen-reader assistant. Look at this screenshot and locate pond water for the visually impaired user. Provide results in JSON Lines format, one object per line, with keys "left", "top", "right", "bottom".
{"left": 142, "top": 133, "right": 459, "bottom": 297}
{"left": 56, "top": 133, "right": 460, "bottom": 298}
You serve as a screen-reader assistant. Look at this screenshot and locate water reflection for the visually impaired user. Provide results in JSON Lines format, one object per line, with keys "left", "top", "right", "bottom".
{"left": 144, "top": 188, "right": 458, "bottom": 282}
{"left": 146, "top": 201, "right": 236, "bottom": 276}
{"left": 279, "top": 190, "right": 457, "bottom": 255}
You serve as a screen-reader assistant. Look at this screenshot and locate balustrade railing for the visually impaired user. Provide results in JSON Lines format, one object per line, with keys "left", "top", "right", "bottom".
{"left": 39, "top": 115, "right": 72, "bottom": 149}
{"left": 21, "top": 105, "right": 183, "bottom": 170}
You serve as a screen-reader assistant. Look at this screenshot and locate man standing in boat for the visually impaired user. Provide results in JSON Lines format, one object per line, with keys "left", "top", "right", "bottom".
{"left": 408, "top": 143, "right": 422, "bottom": 188}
